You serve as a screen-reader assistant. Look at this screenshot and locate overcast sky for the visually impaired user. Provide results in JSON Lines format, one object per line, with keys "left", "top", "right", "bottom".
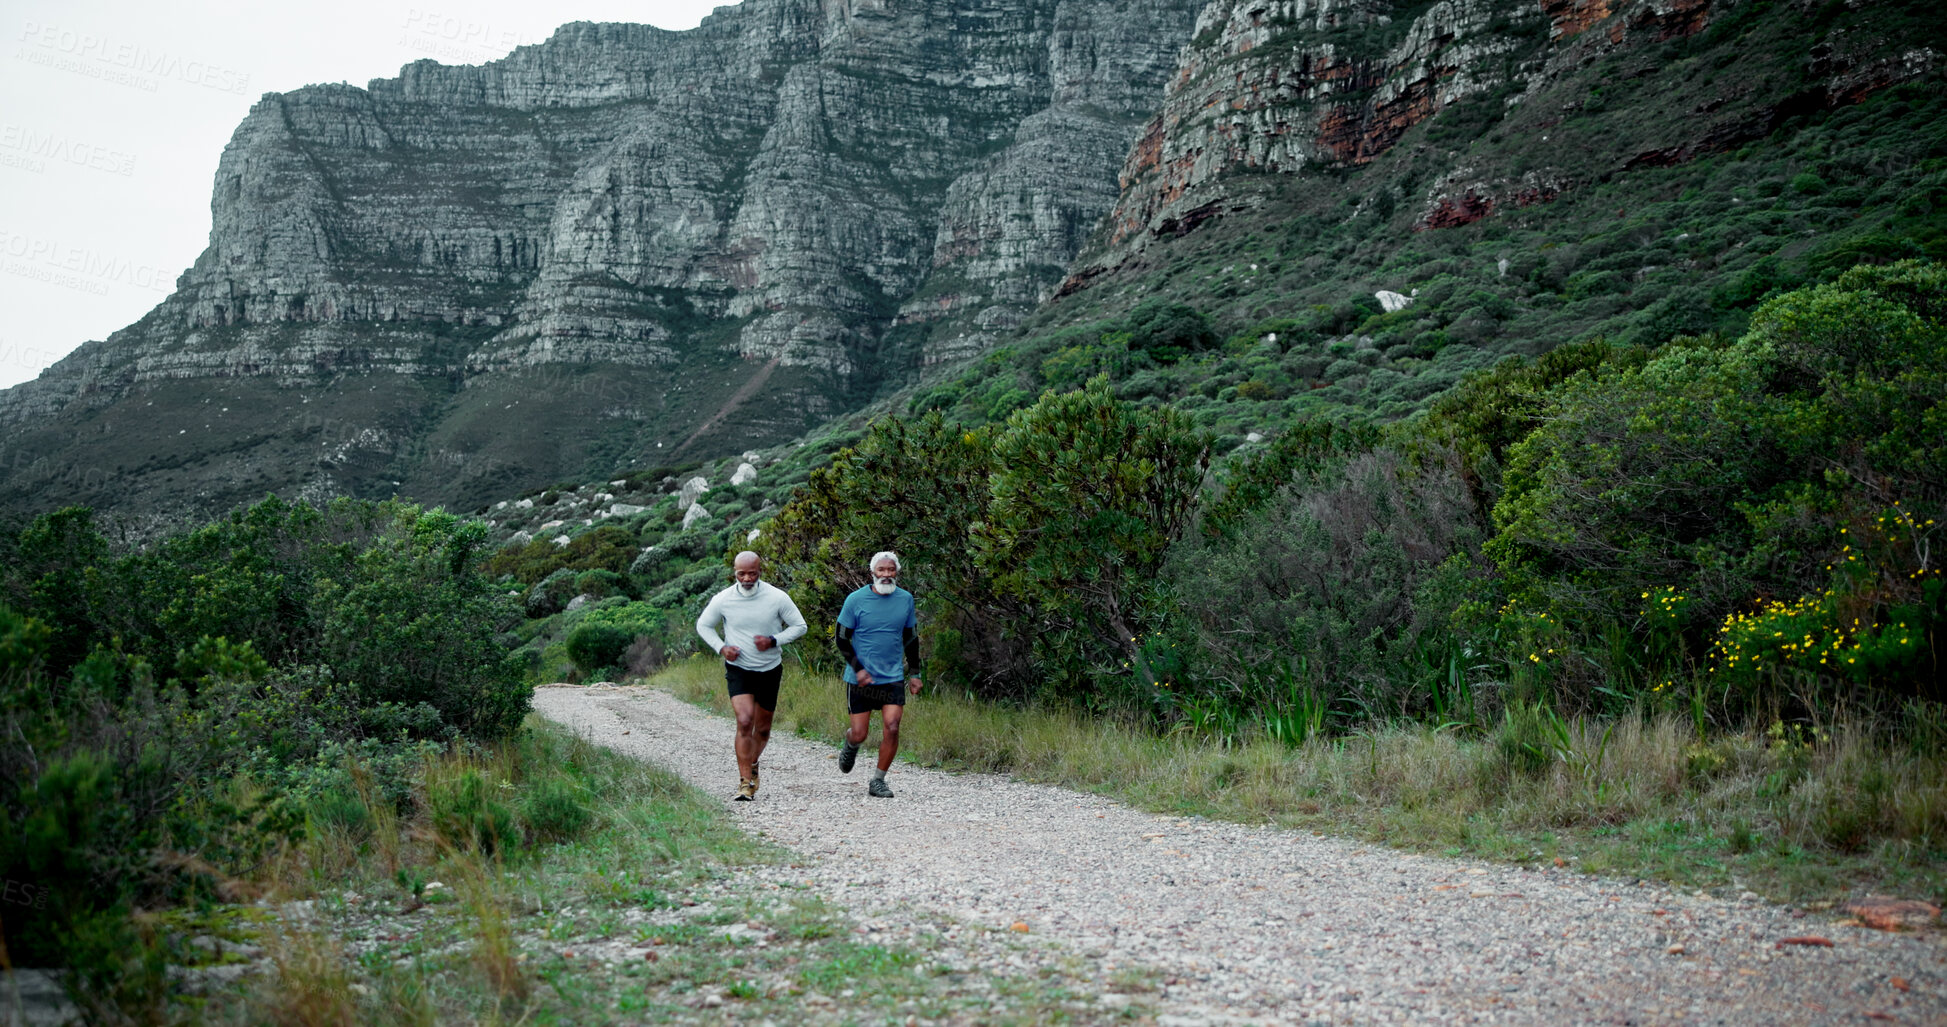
{"left": 0, "top": 0, "right": 733, "bottom": 390}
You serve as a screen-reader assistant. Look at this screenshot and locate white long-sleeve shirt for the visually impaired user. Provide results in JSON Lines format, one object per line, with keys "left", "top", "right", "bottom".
{"left": 694, "top": 580, "right": 808, "bottom": 672}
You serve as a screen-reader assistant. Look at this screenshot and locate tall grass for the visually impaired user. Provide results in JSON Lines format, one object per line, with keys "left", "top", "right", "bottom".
{"left": 663, "top": 656, "right": 1947, "bottom": 903}
{"left": 196, "top": 718, "right": 770, "bottom": 1024}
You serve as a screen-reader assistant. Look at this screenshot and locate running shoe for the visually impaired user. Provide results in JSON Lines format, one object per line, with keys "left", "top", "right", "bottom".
{"left": 838, "top": 741, "right": 859, "bottom": 774}
{"left": 868, "top": 777, "right": 893, "bottom": 799}
{"left": 735, "top": 778, "right": 757, "bottom": 801}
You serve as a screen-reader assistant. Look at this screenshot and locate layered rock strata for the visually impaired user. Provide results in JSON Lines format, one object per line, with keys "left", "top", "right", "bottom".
{"left": 1077, "top": 0, "right": 1937, "bottom": 274}
{"left": 0, "top": 0, "right": 1200, "bottom": 517}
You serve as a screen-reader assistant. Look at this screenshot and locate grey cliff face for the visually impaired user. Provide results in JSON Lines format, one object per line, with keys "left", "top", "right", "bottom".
{"left": 1090, "top": 0, "right": 1548, "bottom": 266}
{"left": 0, "top": 0, "right": 1201, "bottom": 518}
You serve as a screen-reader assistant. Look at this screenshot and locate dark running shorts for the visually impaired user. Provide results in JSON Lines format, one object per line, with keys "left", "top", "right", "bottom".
{"left": 847, "top": 681, "right": 907, "bottom": 715}
{"left": 724, "top": 664, "right": 782, "bottom": 712}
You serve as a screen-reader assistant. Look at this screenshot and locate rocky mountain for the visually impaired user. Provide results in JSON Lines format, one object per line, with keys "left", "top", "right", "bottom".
{"left": 1064, "top": 0, "right": 1939, "bottom": 287}
{"left": 2, "top": 0, "right": 1939, "bottom": 528}
{"left": 0, "top": 0, "right": 1201, "bottom": 520}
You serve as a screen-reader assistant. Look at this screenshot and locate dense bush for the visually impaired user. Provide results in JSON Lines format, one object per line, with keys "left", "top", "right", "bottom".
{"left": 0, "top": 497, "right": 529, "bottom": 971}
{"left": 1169, "top": 445, "right": 1485, "bottom": 732}
{"left": 767, "top": 380, "right": 1208, "bottom": 703}
{"left": 484, "top": 524, "right": 637, "bottom": 585}
{"left": 564, "top": 601, "right": 670, "bottom": 679}
{"left": 762, "top": 266, "right": 1942, "bottom": 737}
{"left": 1484, "top": 261, "right": 1945, "bottom": 714}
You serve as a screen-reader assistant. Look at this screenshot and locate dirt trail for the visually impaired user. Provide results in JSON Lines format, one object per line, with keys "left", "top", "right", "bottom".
{"left": 535, "top": 684, "right": 1943, "bottom": 1025}
{"left": 671, "top": 355, "right": 781, "bottom": 457}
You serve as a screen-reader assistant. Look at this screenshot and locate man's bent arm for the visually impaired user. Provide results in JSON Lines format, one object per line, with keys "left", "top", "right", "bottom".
{"left": 902, "top": 624, "right": 921, "bottom": 677}
{"left": 834, "top": 625, "right": 863, "bottom": 672}
{"left": 696, "top": 594, "right": 729, "bottom": 654}
{"left": 773, "top": 594, "right": 808, "bottom": 647}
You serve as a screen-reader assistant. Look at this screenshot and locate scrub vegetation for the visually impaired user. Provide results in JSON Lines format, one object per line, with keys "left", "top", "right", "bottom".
{"left": 5, "top": 5, "right": 1944, "bottom": 1017}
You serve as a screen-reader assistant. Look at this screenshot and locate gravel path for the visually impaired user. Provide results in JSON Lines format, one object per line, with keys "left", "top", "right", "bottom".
{"left": 534, "top": 684, "right": 1944, "bottom": 1025}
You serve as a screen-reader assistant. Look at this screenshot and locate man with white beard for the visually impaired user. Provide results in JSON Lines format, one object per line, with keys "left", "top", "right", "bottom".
{"left": 834, "top": 550, "right": 923, "bottom": 797}
{"left": 696, "top": 551, "right": 807, "bottom": 800}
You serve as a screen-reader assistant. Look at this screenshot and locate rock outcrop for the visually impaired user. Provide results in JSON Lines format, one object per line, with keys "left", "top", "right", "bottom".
{"left": 0, "top": 0, "right": 1200, "bottom": 519}
{"left": 1070, "top": 0, "right": 1938, "bottom": 277}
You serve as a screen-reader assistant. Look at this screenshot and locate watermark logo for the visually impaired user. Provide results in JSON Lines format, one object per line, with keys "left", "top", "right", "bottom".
{"left": 0, "top": 336, "right": 68, "bottom": 375}
{"left": 2, "top": 877, "right": 49, "bottom": 910}
{"left": 1, "top": 228, "right": 175, "bottom": 298}
{"left": 1, "top": 122, "right": 138, "bottom": 178}
{"left": 13, "top": 20, "right": 252, "bottom": 96}
{"left": 398, "top": 9, "right": 542, "bottom": 66}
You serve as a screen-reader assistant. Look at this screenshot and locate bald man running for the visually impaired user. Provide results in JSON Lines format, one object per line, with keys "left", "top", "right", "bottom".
{"left": 696, "top": 551, "right": 807, "bottom": 800}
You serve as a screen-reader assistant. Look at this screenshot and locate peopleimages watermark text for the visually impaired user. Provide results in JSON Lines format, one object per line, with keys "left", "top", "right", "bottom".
{"left": 1, "top": 123, "right": 137, "bottom": 176}
{"left": 3, "top": 877, "right": 49, "bottom": 910}
{"left": 1, "top": 228, "right": 174, "bottom": 295}
{"left": 15, "top": 20, "right": 251, "bottom": 95}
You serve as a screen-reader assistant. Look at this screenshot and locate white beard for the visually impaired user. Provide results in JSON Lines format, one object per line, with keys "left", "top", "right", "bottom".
{"left": 872, "top": 581, "right": 896, "bottom": 596}
{"left": 736, "top": 582, "right": 758, "bottom": 597}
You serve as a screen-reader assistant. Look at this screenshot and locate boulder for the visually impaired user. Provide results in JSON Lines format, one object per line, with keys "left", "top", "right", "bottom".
{"left": 609, "top": 503, "right": 646, "bottom": 516}
{"left": 1375, "top": 290, "right": 1413, "bottom": 312}
{"left": 678, "top": 476, "right": 710, "bottom": 510}
{"left": 682, "top": 503, "right": 713, "bottom": 530}
{"left": 730, "top": 462, "right": 758, "bottom": 486}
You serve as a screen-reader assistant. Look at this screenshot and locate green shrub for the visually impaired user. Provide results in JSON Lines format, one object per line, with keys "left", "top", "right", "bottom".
{"left": 307, "top": 785, "right": 374, "bottom": 839}
{"left": 428, "top": 769, "right": 518, "bottom": 856}
{"left": 575, "top": 568, "right": 630, "bottom": 599}
{"left": 526, "top": 567, "right": 579, "bottom": 617}
{"left": 1170, "top": 444, "right": 1482, "bottom": 725}
{"left": 565, "top": 623, "right": 633, "bottom": 678}
{"left": 520, "top": 777, "right": 594, "bottom": 843}
{"left": 318, "top": 510, "right": 529, "bottom": 740}
{"left": 1484, "top": 262, "right": 1946, "bottom": 713}
{"left": 565, "top": 602, "right": 672, "bottom": 679}
{"left": 1125, "top": 301, "right": 1218, "bottom": 363}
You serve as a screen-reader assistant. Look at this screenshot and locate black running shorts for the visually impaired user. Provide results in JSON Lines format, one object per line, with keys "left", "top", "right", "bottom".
{"left": 724, "top": 664, "right": 782, "bottom": 712}
{"left": 846, "top": 681, "right": 906, "bottom": 715}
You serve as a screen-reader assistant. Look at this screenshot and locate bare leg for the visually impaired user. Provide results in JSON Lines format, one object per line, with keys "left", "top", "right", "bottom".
{"left": 750, "top": 704, "right": 774, "bottom": 778}
{"left": 877, "top": 704, "right": 903, "bottom": 771}
{"left": 731, "top": 693, "right": 766, "bottom": 781}
{"left": 846, "top": 710, "right": 873, "bottom": 747}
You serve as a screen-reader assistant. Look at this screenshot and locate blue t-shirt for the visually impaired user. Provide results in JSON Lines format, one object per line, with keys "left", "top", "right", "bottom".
{"left": 837, "top": 584, "right": 916, "bottom": 686}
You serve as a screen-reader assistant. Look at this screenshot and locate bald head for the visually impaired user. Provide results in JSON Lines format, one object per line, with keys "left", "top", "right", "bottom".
{"left": 733, "top": 550, "right": 762, "bottom": 591}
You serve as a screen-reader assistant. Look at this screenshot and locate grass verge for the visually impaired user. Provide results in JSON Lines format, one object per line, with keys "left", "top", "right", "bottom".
{"left": 173, "top": 716, "right": 1147, "bottom": 1025}
{"left": 664, "top": 656, "right": 1946, "bottom": 908}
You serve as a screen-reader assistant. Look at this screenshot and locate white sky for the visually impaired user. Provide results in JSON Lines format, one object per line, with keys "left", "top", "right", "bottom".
{"left": 0, "top": 0, "right": 732, "bottom": 390}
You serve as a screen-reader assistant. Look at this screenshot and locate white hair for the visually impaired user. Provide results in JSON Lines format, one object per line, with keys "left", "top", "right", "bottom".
{"left": 868, "top": 550, "right": 901, "bottom": 573}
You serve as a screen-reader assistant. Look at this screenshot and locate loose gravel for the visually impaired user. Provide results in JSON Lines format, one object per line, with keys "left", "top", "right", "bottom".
{"left": 534, "top": 684, "right": 1945, "bottom": 1025}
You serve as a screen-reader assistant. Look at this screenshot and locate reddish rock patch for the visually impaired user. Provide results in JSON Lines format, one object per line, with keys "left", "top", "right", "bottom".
{"left": 1844, "top": 897, "right": 1941, "bottom": 932}
{"left": 1543, "top": 0, "right": 1617, "bottom": 40}
{"left": 1419, "top": 191, "right": 1496, "bottom": 230}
